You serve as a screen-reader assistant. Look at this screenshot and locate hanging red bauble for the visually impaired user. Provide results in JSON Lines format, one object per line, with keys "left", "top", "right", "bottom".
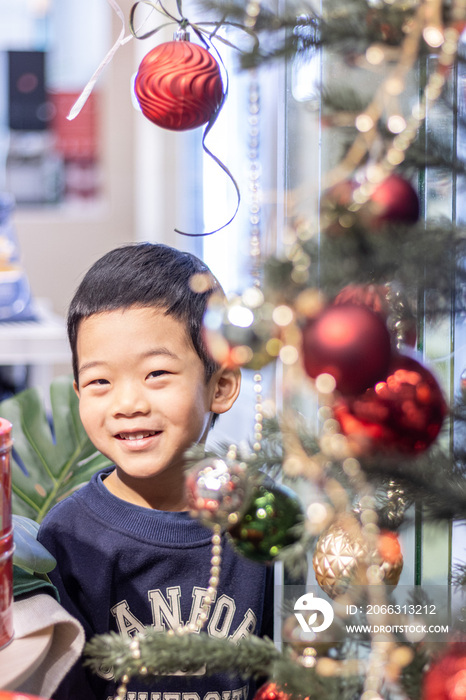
{"left": 333, "top": 283, "right": 417, "bottom": 349}
{"left": 369, "top": 174, "right": 420, "bottom": 227}
{"left": 334, "top": 354, "right": 447, "bottom": 454}
{"left": 253, "top": 682, "right": 290, "bottom": 700}
{"left": 134, "top": 33, "right": 223, "bottom": 131}
{"left": 422, "top": 643, "right": 466, "bottom": 700}
{"left": 301, "top": 304, "right": 392, "bottom": 396}
{"left": 320, "top": 174, "right": 419, "bottom": 235}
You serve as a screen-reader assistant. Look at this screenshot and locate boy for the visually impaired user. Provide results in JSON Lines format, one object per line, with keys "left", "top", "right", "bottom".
{"left": 38, "top": 243, "right": 274, "bottom": 700}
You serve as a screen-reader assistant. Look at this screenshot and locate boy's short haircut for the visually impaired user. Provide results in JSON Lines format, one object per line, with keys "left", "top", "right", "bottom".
{"left": 68, "top": 243, "right": 221, "bottom": 385}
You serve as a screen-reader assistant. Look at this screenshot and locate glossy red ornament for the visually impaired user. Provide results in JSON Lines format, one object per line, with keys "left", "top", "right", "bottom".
{"left": 301, "top": 304, "right": 392, "bottom": 396}
{"left": 334, "top": 354, "right": 447, "bottom": 454}
{"left": 134, "top": 36, "right": 223, "bottom": 131}
{"left": 334, "top": 283, "right": 417, "bottom": 348}
{"left": 422, "top": 643, "right": 466, "bottom": 700}
{"left": 253, "top": 683, "right": 290, "bottom": 700}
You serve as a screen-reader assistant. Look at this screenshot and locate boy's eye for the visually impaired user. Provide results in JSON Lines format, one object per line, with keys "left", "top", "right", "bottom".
{"left": 89, "top": 378, "right": 109, "bottom": 385}
{"left": 148, "top": 370, "right": 168, "bottom": 379}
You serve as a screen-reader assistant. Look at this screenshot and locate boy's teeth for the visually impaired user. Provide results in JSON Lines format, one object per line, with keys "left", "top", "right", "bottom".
{"left": 119, "top": 431, "right": 155, "bottom": 440}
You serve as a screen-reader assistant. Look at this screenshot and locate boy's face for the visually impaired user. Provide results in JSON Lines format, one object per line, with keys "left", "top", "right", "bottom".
{"left": 74, "top": 306, "right": 236, "bottom": 509}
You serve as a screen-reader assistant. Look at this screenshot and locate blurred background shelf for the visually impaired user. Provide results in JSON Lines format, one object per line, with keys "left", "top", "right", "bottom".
{"left": 0, "top": 297, "right": 69, "bottom": 404}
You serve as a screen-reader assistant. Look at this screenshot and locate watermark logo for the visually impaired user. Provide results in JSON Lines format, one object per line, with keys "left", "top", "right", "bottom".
{"left": 294, "top": 592, "right": 335, "bottom": 633}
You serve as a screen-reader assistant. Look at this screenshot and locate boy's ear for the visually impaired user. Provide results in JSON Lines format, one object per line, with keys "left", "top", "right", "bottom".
{"left": 73, "top": 380, "right": 80, "bottom": 398}
{"left": 210, "top": 367, "right": 241, "bottom": 414}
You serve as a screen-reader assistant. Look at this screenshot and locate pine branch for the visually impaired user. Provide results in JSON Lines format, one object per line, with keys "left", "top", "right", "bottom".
{"left": 264, "top": 221, "right": 466, "bottom": 317}
{"left": 85, "top": 631, "right": 280, "bottom": 683}
{"left": 245, "top": 416, "right": 320, "bottom": 478}
{"left": 271, "top": 655, "right": 362, "bottom": 700}
{"left": 200, "top": 0, "right": 423, "bottom": 69}
{"left": 85, "top": 629, "right": 363, "bottom": 700}
{"left": 358, "top": 446, "right": 466, "bottom": 522}
{"left": 452, "top": 562, "right": 466, "bottom": 588}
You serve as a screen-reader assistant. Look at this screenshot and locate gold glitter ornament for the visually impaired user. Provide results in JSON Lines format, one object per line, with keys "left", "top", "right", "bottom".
{"left": 312, "top": 514, "right": 403, "bottom": 598}
{"left": 313, "top": 514, "right": 366, "bottom": 598}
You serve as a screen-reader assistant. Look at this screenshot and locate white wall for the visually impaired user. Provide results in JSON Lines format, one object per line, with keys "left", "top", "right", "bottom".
{"left": 12, "top": 1, "right": 182, "bottom": 318}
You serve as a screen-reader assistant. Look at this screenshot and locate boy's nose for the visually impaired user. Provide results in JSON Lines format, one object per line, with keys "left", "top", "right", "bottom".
{"left": 112, "top": 383, "right": 151, "bottom": 417}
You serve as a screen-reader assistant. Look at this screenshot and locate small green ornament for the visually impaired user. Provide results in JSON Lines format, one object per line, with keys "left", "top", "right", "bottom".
{"left": 227, "top": 483, "right": 303, "bottom": 564}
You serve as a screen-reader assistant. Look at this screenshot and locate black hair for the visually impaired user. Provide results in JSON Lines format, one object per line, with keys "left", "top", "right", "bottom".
{"left": 68, "top": 243, "right": 221, "bottom": 386}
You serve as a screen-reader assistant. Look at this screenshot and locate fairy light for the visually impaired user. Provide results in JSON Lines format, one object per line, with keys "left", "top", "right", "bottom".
{"left": 366, "top": 45, "right": 385, "bottom": 65}
{"left": 355, "top": 114, "right": 375, "bottom": 132}
{"left": 423, "top": 25, "right": 444, "bottom": 47}
{"left": 245, "top": 0, "right": 261, "bottom": 27}
{"left": 387, "top": 115, "right": 407, "bottom": 133}
{"left": 385, "top": 77, "right": 404, "bottom": 95}
{"left": 279, "top": 345, "right": 299, "bottom": 365}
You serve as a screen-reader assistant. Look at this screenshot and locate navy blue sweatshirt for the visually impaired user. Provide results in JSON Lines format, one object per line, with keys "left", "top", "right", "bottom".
{"left": 38, "top": 468, "right": 274, "bottom": 700}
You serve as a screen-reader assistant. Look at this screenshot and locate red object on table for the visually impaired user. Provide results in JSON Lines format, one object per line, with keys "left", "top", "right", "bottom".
{"left": 0, "top": 418, "right": 14, "bottom": 650}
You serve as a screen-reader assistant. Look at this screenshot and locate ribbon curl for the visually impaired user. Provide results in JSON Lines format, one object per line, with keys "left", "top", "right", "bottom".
{"left": 67, "top": 0, "right": 135, "bottom": 120}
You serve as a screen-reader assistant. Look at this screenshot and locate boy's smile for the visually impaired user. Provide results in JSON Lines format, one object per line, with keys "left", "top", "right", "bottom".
{"left": 74, "top": 305, "right": 238, "bottom": 510}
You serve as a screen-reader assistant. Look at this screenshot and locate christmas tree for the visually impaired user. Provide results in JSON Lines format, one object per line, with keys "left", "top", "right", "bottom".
{"left": 10, "top": 0, "right": 466, "bottom": 698}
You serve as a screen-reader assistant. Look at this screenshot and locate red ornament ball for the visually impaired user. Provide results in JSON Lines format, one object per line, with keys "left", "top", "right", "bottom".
{"left": 370, "top": 173, "right": 420, "bottom": 227}
{"left": 253, "top": 683, "right": 290, "bottom": 700}
{"left": 134, "top": 39, "right": 223, "bottom": 131}
{"left": 320, "top": 174, "right": 419, "bottom": 234}
{"left": 301, "top": 304, "right": 392, "bottom": 396}
{"left": 334, "top": 354, "right": 447, "bottom": 454}
{"left": 422, "top": 643, "right": 466, "bottom": 700}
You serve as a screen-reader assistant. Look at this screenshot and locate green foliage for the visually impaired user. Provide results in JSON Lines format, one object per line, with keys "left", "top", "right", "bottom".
{"left": 12, "top": 514, "right": 56, "bottom": 573}
{"left": 85, "top": 629, "right": 280, "bottom": 681}
{"left": 1, "top": 375, "right": 111, "bottom": 523}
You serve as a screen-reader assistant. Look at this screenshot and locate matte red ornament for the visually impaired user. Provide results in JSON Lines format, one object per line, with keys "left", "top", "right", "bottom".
{"left": 321, "top": 173, "right": 419, "bottom": 234}
{"left": 369, "top": 173, "right": 420, "bottom": 226}
{"left": 134, "top": 38, "right": 223, "bottom": 131}
{"left": 422, "top": 643, "right": 466, "bottom": 700}
{"left": 253, "top": 683, "right": 290, "bottom": 700}
{"left": 334, "top": 354, "right": 447, "bottom": 454}
{"left": 301, "top": 304, "right": 392, "bottom": 396}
